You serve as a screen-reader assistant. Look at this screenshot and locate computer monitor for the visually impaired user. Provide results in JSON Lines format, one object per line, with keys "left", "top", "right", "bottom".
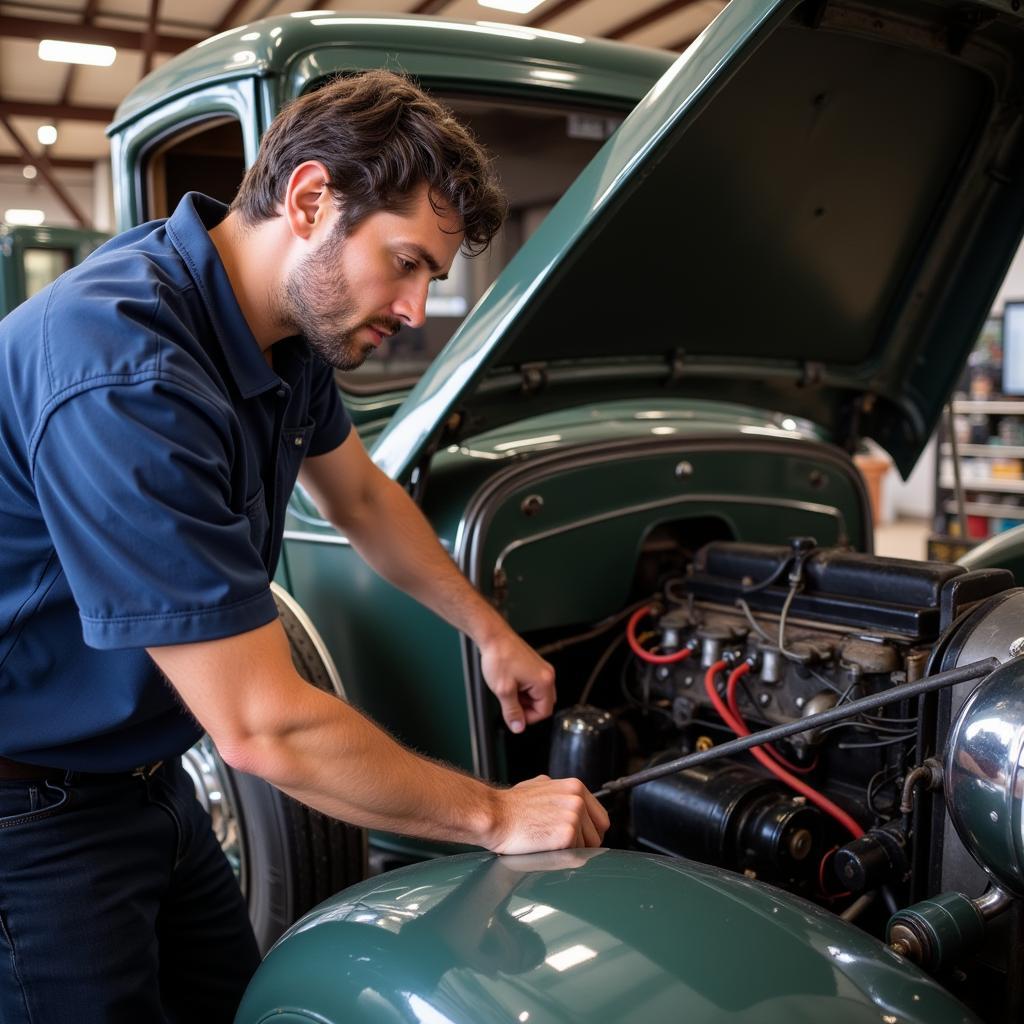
{"left": 1002, "top": 302, "right": 1024, "bottom": 396}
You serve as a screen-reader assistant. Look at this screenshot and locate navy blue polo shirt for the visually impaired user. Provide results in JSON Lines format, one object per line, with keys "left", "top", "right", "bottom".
{"left": 0, "top": 193, "right": 350, "bottom": 771}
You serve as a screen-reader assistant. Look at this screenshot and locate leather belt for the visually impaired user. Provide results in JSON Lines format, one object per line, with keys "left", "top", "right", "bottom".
{"left": 0, "top": 755, "right": 164, "bottom": 781}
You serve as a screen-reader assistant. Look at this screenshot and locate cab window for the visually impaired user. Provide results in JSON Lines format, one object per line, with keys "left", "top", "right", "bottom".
{"left": 144, "top": 117, "right": 246, "bottom": 219}
{"left": 336, "top": 96, "right": 621, "bottom": 394}
{"left": 23, "top": 247, "right": 73, "bottom": 299}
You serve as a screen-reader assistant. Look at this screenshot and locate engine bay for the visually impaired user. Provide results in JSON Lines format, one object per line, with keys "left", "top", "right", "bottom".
{"left": 514, "top": 537, "right": 1024, "bottom": 1014}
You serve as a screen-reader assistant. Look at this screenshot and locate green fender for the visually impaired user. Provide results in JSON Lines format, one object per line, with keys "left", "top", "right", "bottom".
{"left": 235, "top": 849, "right": 978, "bottom": 1024}
{"left": 959, "top": 523, "right": 1024, "bottom": 584}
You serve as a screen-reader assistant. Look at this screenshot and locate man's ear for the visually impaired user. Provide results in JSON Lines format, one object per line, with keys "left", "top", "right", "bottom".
{"left": 282, "top": 160, "right": 334, "bottom": 241}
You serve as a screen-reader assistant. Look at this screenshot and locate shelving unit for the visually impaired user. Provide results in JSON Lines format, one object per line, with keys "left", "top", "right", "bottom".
{"left": 932, "top": 395, "right": 1024, "bottom": 557}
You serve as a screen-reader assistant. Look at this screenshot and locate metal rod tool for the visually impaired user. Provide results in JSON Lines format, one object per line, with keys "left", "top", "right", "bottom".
{"left": 593, "top": 657, "right": 1001, "bottom": 799}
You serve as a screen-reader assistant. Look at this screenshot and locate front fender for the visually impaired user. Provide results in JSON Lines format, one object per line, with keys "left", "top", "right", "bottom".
{"left": 959, "top": 523, "right": 1024, "bottom": 583}
{"left": 235, "top": 849, "right": 978, "bottom": 1024}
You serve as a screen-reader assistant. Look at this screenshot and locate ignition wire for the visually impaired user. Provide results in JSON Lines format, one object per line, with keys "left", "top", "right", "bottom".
{"left": 704, "top": 661, "right": 863, "bottom": 839}
{"left": 626, "top": 605, "right": 694, "bottom": 665}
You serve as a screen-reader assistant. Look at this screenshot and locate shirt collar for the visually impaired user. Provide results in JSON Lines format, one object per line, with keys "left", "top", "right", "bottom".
{"left": 165, "top": 192, "right": 308, "bottom": 399}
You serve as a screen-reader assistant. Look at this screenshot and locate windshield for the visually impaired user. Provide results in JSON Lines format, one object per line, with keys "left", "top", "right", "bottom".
{"left": 335, "top": 94, "right": 623, "bottom": 394}
{"left": 23, "top": 247, "right": 73, "bottom": 299}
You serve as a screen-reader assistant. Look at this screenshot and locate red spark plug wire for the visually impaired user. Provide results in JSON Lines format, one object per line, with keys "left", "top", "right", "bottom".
{"left": 704, "top": 661, "right": 863, "bottom": 840}
{"left": 626, "top": 605, "right": 694, "bottom": 665}
{"left": 725, "top": 663, "right": 819, "bottom": 775}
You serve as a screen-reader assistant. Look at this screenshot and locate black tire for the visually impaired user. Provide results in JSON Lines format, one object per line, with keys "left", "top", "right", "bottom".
{"left": 182, "top": 584, "right": 367, "bottom": 953}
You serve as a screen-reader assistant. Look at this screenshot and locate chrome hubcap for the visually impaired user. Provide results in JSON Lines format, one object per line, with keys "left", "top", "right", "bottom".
{"left": 181, "top": 737, "right": 246, "bottom": 893}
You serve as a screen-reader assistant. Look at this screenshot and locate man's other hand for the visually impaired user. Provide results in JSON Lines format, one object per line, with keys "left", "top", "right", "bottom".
{"left": 487, "top": 776, "right": 609, "bottom": 854}
{"left": 479, "top": 630, "right": 556, "bottom": 734}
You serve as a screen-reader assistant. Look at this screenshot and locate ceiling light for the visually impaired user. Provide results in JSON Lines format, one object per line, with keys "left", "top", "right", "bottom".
{"left": 478, "top": 0, "right": 547, "bottom": 12}
{"left": 38, "top": 39, "right": 117, "bottom": 67}
{"left": 22, "top": 165, "right": 37, "bottom": 180}
{"left": 5, "top": 209, "right": 45, "bottom": 226}
{"left": 37, "top": 125, "right": 57, "bottom": 146}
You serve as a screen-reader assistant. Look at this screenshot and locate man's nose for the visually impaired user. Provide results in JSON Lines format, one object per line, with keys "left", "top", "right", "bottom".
{"left": 393, "top": 278, "right": 430, "bottom": 329}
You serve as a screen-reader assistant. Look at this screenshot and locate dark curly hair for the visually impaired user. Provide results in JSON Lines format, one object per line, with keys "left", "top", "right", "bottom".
{"left": 231, "top": 69, "right": 506, "bottom": 254}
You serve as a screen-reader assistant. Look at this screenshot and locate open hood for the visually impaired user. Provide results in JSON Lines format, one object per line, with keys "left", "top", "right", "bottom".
{"left": 373, "top": 0, "right": 1024, "bottom": 480}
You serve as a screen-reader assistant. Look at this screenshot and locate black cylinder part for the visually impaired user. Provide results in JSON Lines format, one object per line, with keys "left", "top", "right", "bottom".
{"left": 834, "top": 825, "right": 909, "bottom": 893}
{"left": 631, "top": 760, "right": 822, "bottom": 880}
{"left": 548, "top": 705, "right": 621, "bottom": 793}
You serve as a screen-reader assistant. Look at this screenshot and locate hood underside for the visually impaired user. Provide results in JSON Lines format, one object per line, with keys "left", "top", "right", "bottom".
{"left": 373, "top": 0, "right": 1024, "bottom": 480}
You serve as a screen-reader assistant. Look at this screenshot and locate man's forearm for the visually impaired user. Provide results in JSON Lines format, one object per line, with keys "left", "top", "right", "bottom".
{"left": 150, "top": 620, "right": 606, "bottom": 854}
{"left": 336, "top": 474, "right": 504, "bottom": 645}
{"left": 225, "top": 682, "right": 501, "bottom": 845}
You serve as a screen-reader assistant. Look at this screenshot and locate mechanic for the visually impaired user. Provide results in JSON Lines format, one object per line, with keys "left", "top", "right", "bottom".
{"left": 0, "top": 70, "right": 608, "bottom": 1023}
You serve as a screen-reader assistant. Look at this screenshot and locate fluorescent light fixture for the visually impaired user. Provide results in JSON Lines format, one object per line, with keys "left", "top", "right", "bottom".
{"left": 478, "top": 0, "right": 547, "bottom": 12}
{"left": 37, "top": 124, "right": 57, "bottom": 146}
{"left": 5, "top": 209, "right": 45, "bottom": 226}
{"left": 22, "top": 165, "right": 37, "bottom": 180}
{"left": 38, "top": 39, "right": 116, "bottom": 67}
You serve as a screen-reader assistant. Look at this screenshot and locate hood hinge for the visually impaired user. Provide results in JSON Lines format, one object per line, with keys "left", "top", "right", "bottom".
{"left": 520, "top": 362, "right": 548, "bottom": 394}
{"left": 668, "top": 348, "right": 686, "bottom": 384}
{"left": 842, "top": 392, "right": 875, "bottom": 453}
{"left": 798, "top": 360, "right": 825, "bottom": 388}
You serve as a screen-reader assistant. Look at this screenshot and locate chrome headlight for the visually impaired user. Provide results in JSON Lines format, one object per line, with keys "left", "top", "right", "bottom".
{"left": 945, "top": 657, "right": 1024, "bottom": 896}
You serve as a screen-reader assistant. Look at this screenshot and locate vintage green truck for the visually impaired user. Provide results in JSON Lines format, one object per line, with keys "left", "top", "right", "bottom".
{"left": 105, "top": 1, "right": 1024, "bottom": 1021}
{"left": 0, "top": 223, "right": 107, "bottom": 318}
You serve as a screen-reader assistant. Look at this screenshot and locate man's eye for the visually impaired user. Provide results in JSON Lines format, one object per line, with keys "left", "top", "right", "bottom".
{"left": 398, "top": 258, "right": 416, "bottom": 273}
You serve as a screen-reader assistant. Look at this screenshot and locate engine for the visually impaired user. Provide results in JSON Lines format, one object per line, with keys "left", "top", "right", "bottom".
{"left": 542, "top": 539, "right": 1022, "bottom": 924}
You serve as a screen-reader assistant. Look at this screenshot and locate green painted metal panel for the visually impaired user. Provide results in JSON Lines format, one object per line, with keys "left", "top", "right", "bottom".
{"left": 109, "top": 80, "right": 261, "bottom": 232}
{"left": 958, "top": 523, "right": 1024, "bottom": 585}
{"left": 369, "top": 0, "right": 1024, "bottom": 481}
{"left": 470, "top": 441, "right": 869, "bottom": 633}
{"left": 112, "top": 14, "right": 672, "bottom": 131}
{"left": 0, "top": 224, "right": 108, "bottom": 317}
{"left": 280, "top": 527, "right": 474, "bottom": 771}
{"left": 236, "top": 849, "right": 980, "bottom": 1024}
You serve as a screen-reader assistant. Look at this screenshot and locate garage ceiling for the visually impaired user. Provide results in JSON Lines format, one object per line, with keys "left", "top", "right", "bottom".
{"left": 0, "top": 0, "right": 725, "bottom": 222}
{"left": 0, "top": 0, "right": 725, "bottom": 158}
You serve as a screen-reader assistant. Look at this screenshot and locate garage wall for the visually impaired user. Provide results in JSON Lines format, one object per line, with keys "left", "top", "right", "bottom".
{"left": 993, "top": 243, "right": 1024, "bottom": 313}
{"left": 0, "top": 161, "right": 112, "bottom": 232}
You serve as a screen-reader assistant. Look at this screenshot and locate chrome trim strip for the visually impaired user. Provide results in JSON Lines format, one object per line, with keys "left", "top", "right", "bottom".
{"left": 281, "top": 528, "right": 451, "bottom": 553}
{"left": 282, "top": 529, "right": 352, "bottom": 546}
{"left": 270, "top": 581, "right": 347, "bottom": 699}
{"left": 492, "top": 494, "right": 846, "bottom": 578}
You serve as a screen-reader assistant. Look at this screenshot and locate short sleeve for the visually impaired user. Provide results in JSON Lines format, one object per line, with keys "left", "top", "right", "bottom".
{"left": 32, "top": 376, "right": 279, "bottom": 650}
{"left": 306, "top": 358, "right": 351, "bottom": 457}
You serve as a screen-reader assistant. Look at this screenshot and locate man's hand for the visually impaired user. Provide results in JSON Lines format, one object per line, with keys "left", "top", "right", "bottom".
{"left": 479, "top": 629, "right": 556, "bottom": 734}
{"left": 299, "top": 438, "right": 557, "bottom": 735}
{"left": 149, "top": 620, "right": 598, "bottom": 854}
{"left": 487, "top": 776, "right": 610, "bottom": 854}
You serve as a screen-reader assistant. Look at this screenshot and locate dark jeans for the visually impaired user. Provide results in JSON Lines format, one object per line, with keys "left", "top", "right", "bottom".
{"left": 0, "top": 760, "right": 260, "bottom": 1023}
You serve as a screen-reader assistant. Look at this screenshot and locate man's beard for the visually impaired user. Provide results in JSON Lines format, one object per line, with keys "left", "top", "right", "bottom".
{"left": 281, "top": 229, "right": 400, "bottom": 371}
